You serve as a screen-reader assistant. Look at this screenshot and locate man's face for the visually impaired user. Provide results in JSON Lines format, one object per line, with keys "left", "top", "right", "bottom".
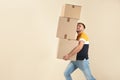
{"left": 76, "top": 24, "right": 84, "bottom": 33}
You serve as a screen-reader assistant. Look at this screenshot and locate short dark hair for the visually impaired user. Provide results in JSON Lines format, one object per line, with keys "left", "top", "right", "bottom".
{"left": 77, "top": 22, "right": 86, "bottom": 29}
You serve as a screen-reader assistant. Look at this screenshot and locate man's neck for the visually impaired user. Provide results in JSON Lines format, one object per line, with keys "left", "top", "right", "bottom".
{"left": 77, "top": 31, "right": 83, "bottom": 35}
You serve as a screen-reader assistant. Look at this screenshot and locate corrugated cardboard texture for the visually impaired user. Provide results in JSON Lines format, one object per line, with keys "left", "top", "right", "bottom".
{"left": 61, "top": 4, "right": 82, "bottom": 19}
{"left": 56, "top": 17, "right": 78, "bottom": 39}
{"left": 57, "top": 39, "right": 78, "bottom": 61}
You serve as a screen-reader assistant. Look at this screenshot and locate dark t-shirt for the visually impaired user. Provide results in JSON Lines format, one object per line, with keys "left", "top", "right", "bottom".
{"left": 76, "top": 32, "right": 89, "bottom": 60}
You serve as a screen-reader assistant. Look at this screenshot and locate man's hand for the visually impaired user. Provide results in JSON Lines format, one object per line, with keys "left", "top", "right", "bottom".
{"left": 63, "top": 54, "right": 70, "bottom": 60}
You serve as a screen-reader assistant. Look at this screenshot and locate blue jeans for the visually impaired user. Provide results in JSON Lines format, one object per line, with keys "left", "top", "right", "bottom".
{"left": 64, "top": 59, "right": 96, "bottom": 80}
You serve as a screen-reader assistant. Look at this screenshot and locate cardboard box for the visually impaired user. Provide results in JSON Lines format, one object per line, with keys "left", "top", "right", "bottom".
{"left": 56, "top": 17, "right": 78, "bottom": 39}
{"left": 61, "top": 4, "right": 82, "bottom": 19}
{"left": 57, "top": 39, "right": 78, "bottom": 61}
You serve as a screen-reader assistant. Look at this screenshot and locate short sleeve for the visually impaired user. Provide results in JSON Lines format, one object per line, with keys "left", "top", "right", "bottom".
{"left": 76, "top": 32, "right": 89, "bottom": 44}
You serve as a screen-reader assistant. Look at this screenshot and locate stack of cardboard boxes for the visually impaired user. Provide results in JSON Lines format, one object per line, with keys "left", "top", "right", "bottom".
{"left": 56, "top": 4, "right": 82, "bottom": 61}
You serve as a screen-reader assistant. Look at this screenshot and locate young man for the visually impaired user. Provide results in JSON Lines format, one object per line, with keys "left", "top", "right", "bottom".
{"left": 63, "top": 23, "right": 96, "bottom": 80}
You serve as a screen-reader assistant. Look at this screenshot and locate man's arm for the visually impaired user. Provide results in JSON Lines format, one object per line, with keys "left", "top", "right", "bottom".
{"left": 63, "top": 40, "right": 85, "bottom": 60}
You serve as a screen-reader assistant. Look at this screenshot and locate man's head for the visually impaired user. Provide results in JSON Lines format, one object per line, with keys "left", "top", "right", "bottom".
{"left": 76, "top": 22, "right": 86, "bottom": 33}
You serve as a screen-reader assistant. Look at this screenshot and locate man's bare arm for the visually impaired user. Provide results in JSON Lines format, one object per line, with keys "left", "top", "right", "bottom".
{"left": 63, "top": 41, "right": 85, "bottom": 60}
